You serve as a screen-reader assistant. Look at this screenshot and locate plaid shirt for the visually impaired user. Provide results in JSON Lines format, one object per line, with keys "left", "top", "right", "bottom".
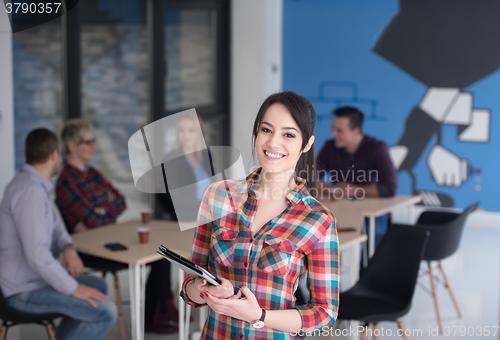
{"left": 55, "top": 163, "right": 126, "bottom": 232}
{"left": 181, "top": 167, "right": 339, "bottom": 339}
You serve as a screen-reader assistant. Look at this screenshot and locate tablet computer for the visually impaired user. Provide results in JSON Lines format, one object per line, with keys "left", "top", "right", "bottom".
{"left": 157, "top": 245, "right": 221, "bottom": 286}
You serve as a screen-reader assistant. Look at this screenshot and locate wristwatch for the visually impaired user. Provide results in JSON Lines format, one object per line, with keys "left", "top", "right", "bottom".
{"left": 63, "top": 243, "right": 77, "bottom": 251}
{"left": 252, "top": 308, "right": 266, "bottom": 329}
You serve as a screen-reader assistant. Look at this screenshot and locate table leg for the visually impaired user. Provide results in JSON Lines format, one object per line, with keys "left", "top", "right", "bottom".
{"left": 368, "top": 216, "right": 375, "bottom": 258}
{"left": 185, "top": 304, "right": 191, "bottom": 337}
{"left": 129, "top": 264, "right": 143, "bottom": 340}
{"left": 347, "top": 244, "right": 361, "bottom": 340}
{"left": 140, "top": 264, "right": 146, "bottom": 337}
{"left": 409, "top": 204, "right": 416, "bottom": 224}
{"left": 349, "top": 244, "right": 360, "bottom": 287}
{"left": 199, "top": 306, "right": 207, "bottom": 330}
{"left": 179, "top": 268, "right": 186, "bottom": 340}
{"left": 128, "top": 265, "right": 136, "bottom": 340}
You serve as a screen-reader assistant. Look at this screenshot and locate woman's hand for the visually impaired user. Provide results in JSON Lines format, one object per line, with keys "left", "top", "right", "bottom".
{"left": 73, "top": 221, "right": 89, "bottom": 234}
{"left": 201, "top": 285, "right": 262, "bottom": 323}
{"left": 195, "top": 277, "right": 234, "bottom": 299}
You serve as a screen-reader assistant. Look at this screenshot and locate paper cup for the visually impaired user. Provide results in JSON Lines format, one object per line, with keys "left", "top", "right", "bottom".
{"left": 137, "top": 227, "right": 151, "bottom": 244}
{"left": 141, "top": 209, "right": 152, "bottom": 224}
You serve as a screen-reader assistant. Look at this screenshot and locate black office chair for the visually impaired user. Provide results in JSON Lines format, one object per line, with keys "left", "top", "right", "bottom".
{"left": 408, "top": 202, "right": 479, "bottom": 334}
{"left": 329, "top": 225, "right": 429, "bottom": 340}
{"left": 0, "top": 286, "right": 61, "bottom": 340}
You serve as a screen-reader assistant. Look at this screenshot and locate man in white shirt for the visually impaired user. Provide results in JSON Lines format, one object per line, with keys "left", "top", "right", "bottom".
{"left": 0, "top": 128, "right": 117, "bottom": 340}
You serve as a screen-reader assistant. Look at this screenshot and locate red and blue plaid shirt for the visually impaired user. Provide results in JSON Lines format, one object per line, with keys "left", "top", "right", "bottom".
{"left": 181, "top": 167, "right": 339, "bottom": 339}
{"left": 55, "top": 163, "right": 126, "bottom": 233}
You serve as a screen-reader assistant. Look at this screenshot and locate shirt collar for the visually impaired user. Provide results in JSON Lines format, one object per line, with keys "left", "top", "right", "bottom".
{"left": 236, "top": 167, "right": 310, "bottom": 206}
{"left": 22, "top": 164, "right": 53, "bottom": 193}
{"left": 64, "top": 162, "right": 89, "bottom": 176}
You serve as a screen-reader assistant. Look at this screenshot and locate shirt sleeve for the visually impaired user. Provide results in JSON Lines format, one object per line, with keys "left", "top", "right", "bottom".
{"left": 95, "top": 171, "right": 127, "bottom": 218}
{"left": 373, "top": 141, "right": 398, "bottom": 197}
{"left": 12, "top": 186, "right": 78, "bottom": 295}
{"left": 295, "top": 215, "right": 339, "bottom": 332}
{"left": 56, "top": 175, "right": 117, "bottom": 230}
{"left": 316, "top": 141, "right": 330, "bottom": 174}
{"left": 52, "top": 218, "right": 74, "bottom": 252}
{"left": 180, "top": 184, "right": 214, "bottom": 308}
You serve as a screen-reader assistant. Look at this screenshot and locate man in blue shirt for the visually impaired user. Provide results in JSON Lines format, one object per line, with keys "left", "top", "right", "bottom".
{"left": 0, "top": 128, "right": 117, "bottom": 340}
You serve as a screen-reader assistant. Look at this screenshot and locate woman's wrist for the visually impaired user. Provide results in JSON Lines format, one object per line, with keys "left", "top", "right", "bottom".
{"left": 247, "top": 307, "right": 264, "bottom": 323}
{"left": 185, "top": 279, "right": 204, "bottom": 304}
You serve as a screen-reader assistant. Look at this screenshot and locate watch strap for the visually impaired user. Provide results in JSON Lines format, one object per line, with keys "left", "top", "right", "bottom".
{"left": 63, "top": 243, "right": 77, "bottom": 251}
{"left": 259, "top": 308, "right": 266, "bottom": 322}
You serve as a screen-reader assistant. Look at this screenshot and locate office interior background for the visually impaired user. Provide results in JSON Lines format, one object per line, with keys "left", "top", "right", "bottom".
{"left": 0, "top": 0, "right": 499, "bottom": 339}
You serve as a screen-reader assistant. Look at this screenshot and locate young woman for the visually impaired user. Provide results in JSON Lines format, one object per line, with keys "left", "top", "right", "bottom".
{"left": 181, "top": 91, "right": 339, "bottom": 339}
{"left": 156, "top": 114, "right": 213, "bottom": 222}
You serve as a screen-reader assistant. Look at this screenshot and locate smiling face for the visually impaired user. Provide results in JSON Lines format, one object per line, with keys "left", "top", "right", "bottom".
{"left": 332, "top": 116, "right": 359, "bottom": 149}
{"left": 255, "top": 103, "right": 312, "bottom": 174}
{"left": 70, "top": 129, "right": 96, "bottom": 163}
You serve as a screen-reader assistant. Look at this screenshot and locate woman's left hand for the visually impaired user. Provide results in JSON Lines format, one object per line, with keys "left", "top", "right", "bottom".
{"left": 201, "top": 285, "right": 262, "bottom": 323}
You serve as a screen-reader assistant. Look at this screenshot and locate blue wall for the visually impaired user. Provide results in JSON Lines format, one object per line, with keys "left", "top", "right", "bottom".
{"left": 283, "top": 0, "right": 500, "bottom": 211}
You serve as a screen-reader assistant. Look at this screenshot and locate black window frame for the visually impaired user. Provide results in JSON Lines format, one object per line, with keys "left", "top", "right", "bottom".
{"left": 62, "top": 0, "right": 230, "bottom": 145}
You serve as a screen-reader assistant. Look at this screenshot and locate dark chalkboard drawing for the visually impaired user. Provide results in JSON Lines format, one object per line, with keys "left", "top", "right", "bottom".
{"left": 373, "top": 0, "right": 496, "bottom": 207}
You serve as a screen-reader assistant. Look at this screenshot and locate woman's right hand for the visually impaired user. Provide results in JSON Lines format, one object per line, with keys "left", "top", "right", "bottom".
{"left": 194, "top": 277, "right": 235, "bottom": 299}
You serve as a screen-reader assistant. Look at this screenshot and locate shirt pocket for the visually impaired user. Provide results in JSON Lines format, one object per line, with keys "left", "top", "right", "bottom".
{"left": 257, "top": 234, "right": 298, "bottom": 276}
{"left": 210, "top": 227, "right": 239, "bottom": 267}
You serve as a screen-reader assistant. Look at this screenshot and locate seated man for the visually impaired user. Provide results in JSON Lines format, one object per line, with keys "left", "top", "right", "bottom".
{"left": 316, "top": 106, "right": 398, "bottom": 245}
{"left": 0, "top": 128, "right": 117, "bottom": 340}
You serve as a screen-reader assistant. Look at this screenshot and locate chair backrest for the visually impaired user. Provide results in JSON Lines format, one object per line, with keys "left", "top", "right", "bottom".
{"left": 416, "top": 202, "right": 479, "bottom": 261}
{"left": 0, "top": 285, "right": 14, "bottom": 320}
{"left": 0, "top": 286, "right": 60, "bottom": 323}
{"left": 351, "top": 225, "right": 429, "bottom": 307}
{"left": 0, "top": 285, "right": 32, "bottom": 322}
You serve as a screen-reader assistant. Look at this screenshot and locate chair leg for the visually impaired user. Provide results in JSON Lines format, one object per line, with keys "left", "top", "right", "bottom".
{"left": 397, "top": 321, "right": 410, "bottom": 340}
{"left": 438, "top": 262, "right": 462, "bottom": 318}
{"left": 373, "top": 323, "right": 379, "bottom": 340}
{"left": 113, "top": 272, "right": 127, "bottom": 340}
{"left": 0, "top": 321, "right": 8, "bottom": 340}
{"left": 326, "top": 320, "right": 340, "bottom": 340}
{"left": 45, "top": 320, "right": 57, "bottom": 340}
{"left": 428, "top": 261, "right": 443, "bottom": 334}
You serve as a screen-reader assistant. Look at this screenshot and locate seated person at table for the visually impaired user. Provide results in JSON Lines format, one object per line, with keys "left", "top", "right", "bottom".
{"left": 55, "top": 119, "right": 178, "bottom": 333}
{"left": 316, "top": 106, "right": 398, "bottom": 245}
{"left": 0, "top": 128, "right": 117, "bottom": 340}
{"left": 55, "top": 119, "right": 126, "bottom": 233}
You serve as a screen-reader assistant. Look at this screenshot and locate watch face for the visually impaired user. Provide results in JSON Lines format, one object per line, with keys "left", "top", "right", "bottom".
{"left": 252, "top": 320, "right": 265, "bottom": 329}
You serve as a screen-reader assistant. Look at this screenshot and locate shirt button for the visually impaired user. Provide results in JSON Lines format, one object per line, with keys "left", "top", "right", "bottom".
{"left": 250, "top": 238, "right": 254, "bottom": 243}
{"left": 244, "top": 262, "right": 248, "bottom": 267}
{"left": 239, "top": 335, "right": 244, "bottom": 339}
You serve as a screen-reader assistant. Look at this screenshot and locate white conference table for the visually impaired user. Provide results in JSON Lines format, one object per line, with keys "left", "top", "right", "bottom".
{"left": 322, "top": 195, "right": 422, "bottom": 258}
